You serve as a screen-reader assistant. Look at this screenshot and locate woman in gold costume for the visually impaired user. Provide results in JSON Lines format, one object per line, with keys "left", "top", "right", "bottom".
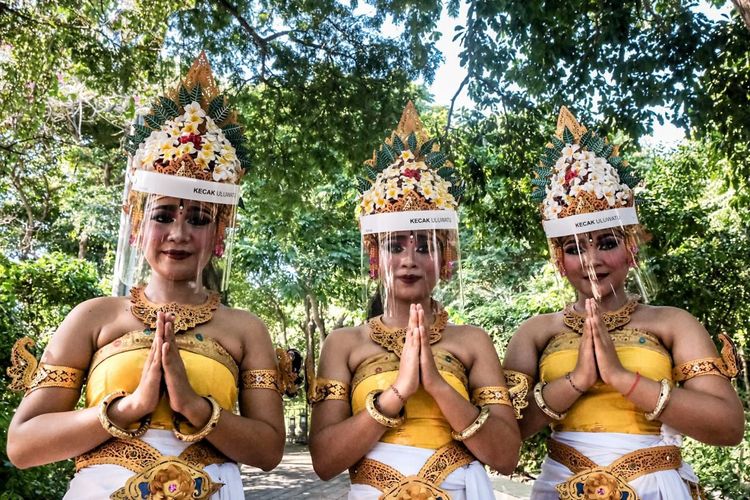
{"left": 308, "top": 102, "right": 521, "bottom": 499}
{"left": 503, "top": 107, "right": 743, "bottom": 500}
{"left": 7, "top": 54, "right": 285, "bottom": 499}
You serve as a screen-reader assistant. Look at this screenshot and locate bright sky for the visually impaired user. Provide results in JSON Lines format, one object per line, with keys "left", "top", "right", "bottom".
{"left": 375, "top": 1, "right": 735, "bottom": 149}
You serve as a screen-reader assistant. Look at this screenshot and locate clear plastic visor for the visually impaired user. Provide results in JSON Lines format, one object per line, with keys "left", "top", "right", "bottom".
{"left": 553, "top": 223, "right": 653, "bottom": 303}
{"left": 362, "top": 228, "right": 461, "bottom": 320}
{"left": 112, "top": 173, "right": 239, "bottom": 296}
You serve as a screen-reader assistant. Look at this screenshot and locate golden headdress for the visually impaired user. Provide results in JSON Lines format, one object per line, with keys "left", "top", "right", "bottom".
{"left": 114, "top": 53, "right": 248, "bottom": 292}
{"left": 533, "top": 107, "right": 643, "bottom": 276}
{"left": 358, "top": 102, "right": 463, "bottom": 280}
{"left": 533, "top": 107, "right": 640, "bottom": 233}
{"left": 123, "top": 52, "right": 248, "bottom": 250}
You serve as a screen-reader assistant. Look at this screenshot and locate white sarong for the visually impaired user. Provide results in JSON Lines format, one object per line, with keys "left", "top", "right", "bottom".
{"left": 64, "top": 429, "right": 244, "bottom": 500}
{"left": 531, "top": 426, "right": 699, "bottom": 500}
{"left": 348, "top": 442, "right": 495, "bottom": 500}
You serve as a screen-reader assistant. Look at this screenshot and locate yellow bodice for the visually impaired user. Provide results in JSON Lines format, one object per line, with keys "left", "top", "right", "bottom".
{"left": 539, "top": 328, "right": 672, "bottom": 435}
{"left": 351, "top": 349, "right": 469, "bottom": 450}
{"left": 86, "top": 330, "right": 239, "bottom": 431}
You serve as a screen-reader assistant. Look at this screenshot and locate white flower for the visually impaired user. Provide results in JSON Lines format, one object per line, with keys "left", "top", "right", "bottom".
{"left": 213, "top": 162, "right": 231, "bottom": 181}
{"left": 183, "top": 101, "right": 206, "bottom": 118}
{"left": 561, "top": 144, "right": 579, "bottom": 160}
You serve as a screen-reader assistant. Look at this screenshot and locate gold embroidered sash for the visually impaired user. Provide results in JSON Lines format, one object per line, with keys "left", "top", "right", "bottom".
{"left": 548, "top": 438, "right": 682, "bottom": 500}
{"left": 349, "top": 441, "right": 475, "bottom": 500}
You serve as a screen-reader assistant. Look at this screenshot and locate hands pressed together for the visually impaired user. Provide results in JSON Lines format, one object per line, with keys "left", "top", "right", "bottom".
{"left": 570, "top": 298, "right": 629, "bottom": 393}
{"left": 389, "top": 304, "right": 447, "bottom": 408}
{"left": 109, "top": 312, "right": 211, "bottom": 430}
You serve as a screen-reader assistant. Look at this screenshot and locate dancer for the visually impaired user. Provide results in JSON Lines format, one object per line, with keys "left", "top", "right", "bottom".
{"left": 309, "top": 102, "right": 521, "bottom": 499}
{"left": 7, "top": 54, "right": 287, "bottom": 499}
{"left": 503, "top": 107, "right": 743, "bottom": 499}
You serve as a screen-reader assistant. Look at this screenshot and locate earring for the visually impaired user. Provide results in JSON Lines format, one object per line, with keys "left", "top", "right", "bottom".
{"left": 368, "top": 246, "right": 379, "bottom": 279}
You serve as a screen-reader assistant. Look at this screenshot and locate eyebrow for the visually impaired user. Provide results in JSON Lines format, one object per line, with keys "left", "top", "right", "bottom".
{"left": 562, "top": 233, "right": 620, "bottom": 245}
{"left": 153, "top": 204, "right": 214, "bottom": 215}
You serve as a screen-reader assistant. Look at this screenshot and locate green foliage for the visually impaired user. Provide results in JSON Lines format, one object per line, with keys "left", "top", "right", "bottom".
{"left": 0, "top": 253, "right": 102, "bottom": 497}
{"left": 682, "top": 418, "right": 750, "bottom": 498}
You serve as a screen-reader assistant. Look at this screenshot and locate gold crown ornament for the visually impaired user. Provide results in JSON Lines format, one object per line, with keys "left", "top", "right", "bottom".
{"left": 358, "top": 102, "right": 464, "bottom": 280}
{"left": 123, "top": 52, "right": 249, "bottom": 255}
{"left": 532, "top": 107, "right": 643, "bottom": 273}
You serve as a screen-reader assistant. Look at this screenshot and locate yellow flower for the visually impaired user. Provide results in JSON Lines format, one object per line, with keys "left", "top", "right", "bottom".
{"left": 385, "top": 185, "right": 400, "bottom": 200}
{"left": 148, "top": 463, "right": 193, "bottom": 500}
{"left": 400, "top": 150, "right": 414, "bottom": 161}
{"left": 181, "top": 121, "right": 198, "bottom": 135}
{"left": 374, "top": 194, "right": 387, "bottom": 210}
{"left": 420, "top": 183, "right": 435, "bottom": 200}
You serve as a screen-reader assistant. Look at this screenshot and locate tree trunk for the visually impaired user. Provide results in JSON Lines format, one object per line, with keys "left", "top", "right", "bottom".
{"left": 307, "top": 293, "right": 327, "bottom": 353}
{"left": 731, "top": 0, "right": 750, "bottom": 31}
{"left": 78, "top": 232, "right": 88, "bottom": 259}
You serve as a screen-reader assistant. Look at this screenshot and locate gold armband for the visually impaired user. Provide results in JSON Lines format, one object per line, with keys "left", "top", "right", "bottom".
{"left": 673, "top": 333, "right": 739, "bottom": 383}
{"left": 275, "top": 347, "right": 303, "bottom": 397}
{"left": 365, "top": 391, "right": 404, "bottom": 428}
{"left": 7, "top": 337, "right": 85, "bottom": 395}
{"left": 307, "top": 377, "right": 350, "bottom": 404}
{"left": 99, "top": 390, "right": 150, "bottom": 439}
{"left": 504, "top": 370, "right": 532, "bottom": 419}
{"left": 451, "top": 405, "right": 490, "bottom": 441}
{"left": 173, "top": 396, "right": 222, "bottom": 442}
{"left": 240, "top": 369, "right": 280, "bottom": 393}
{"left": 471, "top": 386, "right": 512, "bottom": 408}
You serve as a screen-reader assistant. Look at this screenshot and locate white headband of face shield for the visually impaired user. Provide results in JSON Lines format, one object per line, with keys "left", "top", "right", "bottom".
{"left": 360, "top": 209, "right": 459, "bottom": 235}
{"left": 130, "top": 170, "right": 240, "bottom": 205}
{"left": 542, "top": 207, "right": 638, "bottom": 238}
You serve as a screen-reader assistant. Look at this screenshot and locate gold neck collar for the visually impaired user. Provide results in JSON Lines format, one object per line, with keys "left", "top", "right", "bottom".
{"left": 368, "top": 308, "right": 449, "bottom": 357}
{"left": 129, "top": 286, "right": 220, "bottom": 333}
{"left": 563, "top": 296, "right": 639, "bottom": 334}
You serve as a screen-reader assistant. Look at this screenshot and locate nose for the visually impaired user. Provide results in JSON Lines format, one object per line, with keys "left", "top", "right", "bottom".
{"left": 166, "top": 219, "right": 190, "bottom": 243}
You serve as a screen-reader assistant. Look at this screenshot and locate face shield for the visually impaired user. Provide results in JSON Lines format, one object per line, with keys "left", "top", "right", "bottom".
{"left": 112, "top": 169, "right": 240, "bottom": 296}
{"left": 360, "top": 209, "right": 460, "bottom": 318}
{"left": 543, "top": 206, "right": 653, "bottom": 302}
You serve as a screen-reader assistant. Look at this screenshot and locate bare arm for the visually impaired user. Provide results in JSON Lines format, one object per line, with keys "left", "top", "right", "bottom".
{"left": 165, "top": 311, "right": 286, "bottom": 470}
{"left": 7, "top": 298, "right": 136, "bottom": 468}
{"left": 426, "top": 326, "right": 520, "bottom": 474}
{"left": 308, "top": 328, "right": 393, "bottom": 480}
{"left": 601, "top": 307, "right": 744, "bottom": 445}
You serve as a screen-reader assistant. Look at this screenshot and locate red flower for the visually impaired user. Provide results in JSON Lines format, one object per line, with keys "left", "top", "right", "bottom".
{"left": 564, "top": 166, "right": 577, "bottom": 185}
{"left": 179, "top": 133, "right": 203, "bottom": 149}
{"left": 403, "top": 168, "right": 421, "bottom": 181}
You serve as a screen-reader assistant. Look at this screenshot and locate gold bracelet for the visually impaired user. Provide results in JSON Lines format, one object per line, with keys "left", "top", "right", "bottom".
{"left": 451, "top": 405, "right": 490, "bottom": 441}
{"left": 173, "top": 395, "right": 222, "bottom": 442}
{"left": 644, "top": 379, "right": 673, "bottom": 421}
{"left": 533, "top": 382, "right": 567, "bottom": 421}
{"left": 98, "top": 390, "right": 150, "bottom": 439}
{"left": 365, "top": 390, "right": 404, "bottom": 428}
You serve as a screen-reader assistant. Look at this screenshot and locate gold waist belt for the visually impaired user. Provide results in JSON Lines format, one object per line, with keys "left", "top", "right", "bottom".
{"left": 75, "top": 438, "right": 230, "bottom": 499}
{"left": 548, "top": 438, "right": 682, "bottom": 500}
{"left": 349, "top": 441, "right": 475, "bottom": 500}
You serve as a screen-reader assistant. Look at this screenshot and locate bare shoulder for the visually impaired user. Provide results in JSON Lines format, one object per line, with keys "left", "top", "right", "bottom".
{"left": 634, "top": 304, "right": 710, "bottom": 352}
{"left": 512, "top": 311, "right": 563, "bottom": 349}
{"left": 218, "top": 305, "right": 269, "bottom": 340}
{"left": 448, "top": 323, "right": 493, "bottom": 346}
{"left": 41, "top": 296, "right": 126, "bottom": 367}
{"left": 322, "top": 326, "right": 362, "bottom": 357}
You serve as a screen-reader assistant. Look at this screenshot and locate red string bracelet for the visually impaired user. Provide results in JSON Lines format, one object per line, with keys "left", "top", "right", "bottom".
{"left": 625, "top": 372, "right": 641, "bottom": 398}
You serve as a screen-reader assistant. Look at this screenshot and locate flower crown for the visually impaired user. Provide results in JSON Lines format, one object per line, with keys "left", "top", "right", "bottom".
{"left": 125, "top": 52, "right": 250, "bottom": 184}
{"left": 532, "top": 107, "right": 640, "bottom": 221}
{"left": 358, "top": 101, "right": 464, "bottom": 217}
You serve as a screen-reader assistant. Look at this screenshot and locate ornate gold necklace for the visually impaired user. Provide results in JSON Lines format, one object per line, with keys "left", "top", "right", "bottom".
{"left": 368, "top": 308, "right": 449, "bottom": 358}
{"left": 563, "top": 296, "right": 639, "bottom": 334}
{"left": 129, "top": 286, "right": 220, "bottom": 333}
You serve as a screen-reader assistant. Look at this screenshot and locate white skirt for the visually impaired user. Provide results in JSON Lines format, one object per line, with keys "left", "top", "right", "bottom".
{"left": 64, "top": 430, "right": 244, "bottom": 500}
{"left": 348, "top": 442, "right": 495, "bottom": 500}
{"left": 531, "top": 425, "right": 699, "bottom": 500}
